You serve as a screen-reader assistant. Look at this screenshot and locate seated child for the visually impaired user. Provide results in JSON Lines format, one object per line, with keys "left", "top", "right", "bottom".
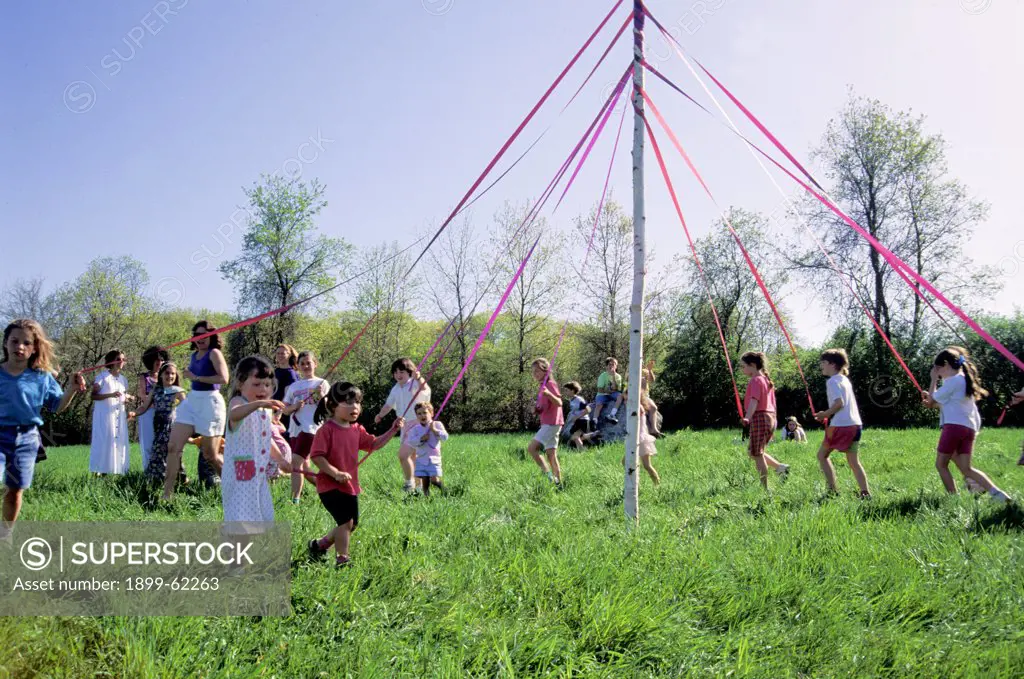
{"left": 593, "top": 357, "right": 624, "bottom": 424}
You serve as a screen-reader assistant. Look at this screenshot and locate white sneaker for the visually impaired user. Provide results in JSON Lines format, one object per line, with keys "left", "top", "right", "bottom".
{"left": 775, "top": 464, "right": 790, "bottom": 482}
{"left": 989, "top": 489, "right": 1011, "bottom": 504}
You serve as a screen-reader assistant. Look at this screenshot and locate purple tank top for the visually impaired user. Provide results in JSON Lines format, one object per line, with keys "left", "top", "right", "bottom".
{"left": 189, "top": 351, "right": 217, "bottom": 391}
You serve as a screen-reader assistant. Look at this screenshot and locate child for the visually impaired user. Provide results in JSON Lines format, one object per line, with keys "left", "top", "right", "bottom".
{"left": 782, "top": 417, "right": 807, "bottom": 443}
{"left": 622, "top": 395, "right": 662, "bottom": 485}
{"left": 740, "top": 351, "right": 789, "bottom": 489}
{"left": 406, "top": 402, "right": 448, "bottom": 496}
{"left": 282, "top": 351, "right": 330, "bottom": 503}
{"left": 374, "top": 358, "right": 431, "bottom": 493}
{"left": 642, "top": 360, "right": 663, "bottom": 437}
{"left": 921, "top": 346, "right": 1011, "bottom": 502}
{"left": 813, "top": 349, "right": 871, "bottom": 497}
{"left": 90, "top": 349, "right": 133, "bottom": 475}
{"left": 562, "top": 381, "right": 592, "bottom": 450}
{"left": 134, "top": 362, "right": 186, "bottom": 480}
{"left": 593, "top": 357, "right": 624, "bottom": 424}
{"left": 222, "top": 356, "right": 293, "bottom": 533}
{"left": 528, "top": 358, "right": 564, "bottom": 485}
{"left": 272, "top": 344, "right": 299, "bottom": 439}
{"left": 0, "top": 320, "right": 86, "bottom": 542}
{"left": 136, "top": 346, "right": 168, "bottom": 470}
{"left": 308, "top": 382, "right": 403, "bottom": 567}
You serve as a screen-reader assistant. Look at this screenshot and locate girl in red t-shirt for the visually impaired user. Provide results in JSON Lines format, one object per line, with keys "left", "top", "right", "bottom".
{"left": 307, "top": 381, "right": 403, "bottom": 567}
{"left": 740, "top": 351, "right": 790, "bottom": 489}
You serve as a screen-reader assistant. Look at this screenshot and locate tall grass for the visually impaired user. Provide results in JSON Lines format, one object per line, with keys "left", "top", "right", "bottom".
{"left": 2, "top": 428, "right": 1022, "bottom": 678}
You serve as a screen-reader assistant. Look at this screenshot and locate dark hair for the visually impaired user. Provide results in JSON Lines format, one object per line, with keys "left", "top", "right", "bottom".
{"left": 934, "top": 346, "right": 988, "bottom": 400}
{"left": 314, "top": 381, "right": 363, "bottom": 425}
{"left": 605, "top": 357, "right": 617, "bottom": 366}
{"left": 103, "top": 349, "right": 125, "bottom": 366}
{"left": 391, "top": 358, "right": 417, "bottom": 376}
{"left": 741, "top": 351, "right": 774, "bottom": 391}
{"left": 562, "top": 381, "right": 582, "bottom": 394}
{"left": 820, "top": 348, "right": 849, "bottom": 375}
{"left": 142, "top": 345, "right": 170, "bottom": 372}
{"left": 157, "top": 361, "right": 181, "bottom": 388}
{"left": 414, "top": 401, "right": 434, "bottom": 415}
{"left": 297, "top": 350, "right": 316, "bottom": 365}
{"left": 231, "top": 355, "right": 275, "bottom": 398}
{"left": 190, "top": 320, "right": 221, "bottom": 351}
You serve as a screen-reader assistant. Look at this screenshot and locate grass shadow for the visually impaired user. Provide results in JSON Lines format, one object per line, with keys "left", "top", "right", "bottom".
{"left": 856, "top": 493, "right": 944, "bottom": 521}
{"left": 968, "top": 503, "right": 1024, "bottom": 533}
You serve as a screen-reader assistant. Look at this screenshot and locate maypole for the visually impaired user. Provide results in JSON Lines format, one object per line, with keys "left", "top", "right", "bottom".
{"left": 624, "top": 0, "right": 645, "bottom": 523}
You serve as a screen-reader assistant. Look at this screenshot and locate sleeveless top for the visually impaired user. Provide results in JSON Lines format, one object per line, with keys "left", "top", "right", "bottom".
{"left": 189, "top": 351, "right": 217, "bottom": 392}
{"left": 140, "top": 373, "right": 157, "bottom": 395}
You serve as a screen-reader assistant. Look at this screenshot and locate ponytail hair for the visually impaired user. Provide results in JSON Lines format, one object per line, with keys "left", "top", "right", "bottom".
{"left": 741, "top": 351, "right": 774, "bottom": 391}
{"left": 934, "top": 346, "right": 988, "bottom": 400}
{"left": 314, "top": 381, "right": 363, "bottom": 425}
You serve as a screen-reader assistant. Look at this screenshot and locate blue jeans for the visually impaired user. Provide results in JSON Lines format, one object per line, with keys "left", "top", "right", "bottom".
{"left": 0, "top": 425, "right": 40, "bottom": 490}
{"left": 595, "top": 392, "right": 621, "bottom": 405}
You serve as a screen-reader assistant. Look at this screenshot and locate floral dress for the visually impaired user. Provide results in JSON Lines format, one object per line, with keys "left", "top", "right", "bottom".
{"left": 222, "top": 399, "right": 276, "bottom": 533}
{"left": 144, "top": 386, "right": 184, "bottom": 479}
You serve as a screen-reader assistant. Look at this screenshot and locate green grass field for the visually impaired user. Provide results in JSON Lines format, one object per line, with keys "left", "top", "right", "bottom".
{"left": 2, "top": 428, "right": 1023, "bottom": 678}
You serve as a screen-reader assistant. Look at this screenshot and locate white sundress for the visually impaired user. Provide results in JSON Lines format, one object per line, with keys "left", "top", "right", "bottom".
{"left": 222, "top": 402, "right": 276, "bottom": 534}
{"left": 89, "top": 371, "right": 130, "bottom": 474}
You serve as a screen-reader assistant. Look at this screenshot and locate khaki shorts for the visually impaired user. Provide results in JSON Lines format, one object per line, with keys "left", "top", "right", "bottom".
{"left": 533, "top": 424, "right": 562, "bottom": 451}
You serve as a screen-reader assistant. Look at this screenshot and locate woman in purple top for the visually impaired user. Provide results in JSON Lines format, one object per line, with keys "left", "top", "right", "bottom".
{"left": 161, "top": 320, "right": 230, "bottom": 501}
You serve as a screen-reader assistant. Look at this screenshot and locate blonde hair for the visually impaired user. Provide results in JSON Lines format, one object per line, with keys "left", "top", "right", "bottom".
{"left": 3, "top": 319, "right": 59, "bottom": 375}
{"left": 276, "top": 344, "right": 298, "bottom": 368}
{"left": 414, "top": 402, "right": 435, "bottom": 415}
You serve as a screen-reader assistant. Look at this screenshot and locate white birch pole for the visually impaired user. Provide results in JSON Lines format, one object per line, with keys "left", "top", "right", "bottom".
{"left": 624, "top": 1, "right": 646, "bottom": 524}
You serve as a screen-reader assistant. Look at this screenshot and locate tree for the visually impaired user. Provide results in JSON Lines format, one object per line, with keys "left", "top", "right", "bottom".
{"left": 219, "top": 174, "right": 352, "bottom": 352}
{"left": 488, "top": 201, "right": 564, "bottom": 429}
{"left": 0, "top": 277, "right": 58, "bottom": 329}
{"left": 793, "top": 91, "right": 997, "bottom": 370}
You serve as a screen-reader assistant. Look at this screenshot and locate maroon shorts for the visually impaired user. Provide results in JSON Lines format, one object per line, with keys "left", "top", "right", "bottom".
{"left": 937, "top": 424, "right": 976, "bottom": 456}
{"left": 824, "top": 425, "right": 862, "bottom": 453}
{"left": 289, "top": 431, "right": 316, "bottom": 459}
{"left": 748, "top": 411, "right": 776, "bottom": 457}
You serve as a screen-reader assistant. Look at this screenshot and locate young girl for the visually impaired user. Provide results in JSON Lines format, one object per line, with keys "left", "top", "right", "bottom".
{"left": 0, "top": 320, "right": 86, "bottom": 541}
{"left": 273, "top": 344, "right": 299, "bottom": 439}
{"left": 374, "top": 358, "right": 431, "bottom": 493}
{"left": 406, "top": 402, "right": 448, "bottom": 496}
{"left": 90, "top": 349, "right": 133, "bottom": 475}
{"left": 222, "top": 356, "right": 293, "bottom": 533}
{"left": 134, "top": 362, "right": 187, "bottom": 481}
{"left": 921, "top": 347, "right": 1011, "bottom": 502}
{"left": 782, "top": 417, "right": 807, "bottom": 443}
{"left": 162, "top": 320, "right": 229, "bottom": 501}
{"left": 562, "top": 381, "right": 592, "bottom": 450}
{"left": 642, "top": 360, "right": 663, "bottom": 437}
{"left": 528, "top": 358, "right": 564, "bottom": 485}
{"left": 740, "top": 351, "right": 789, "bottom": 489}
{"left": 308, "top": 382, "right": 404, "bottom": 567}
{"left": 813, "top": 349, "right": 870, "bottom": 498}
{"left": 136, "top": 346, "right": 168, "bottom": 470}
{"left": 282, "top": 351, "right": 330, "bottom": 503}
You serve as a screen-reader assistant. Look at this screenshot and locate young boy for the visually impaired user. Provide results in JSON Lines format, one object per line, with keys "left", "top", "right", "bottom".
{"left": 813, "top": 349, "right": 871, "bottom": 498}
{"left": 562, "top": 382, "right": 597, "bottom": 450}
{"left": 593, "top": 357, "right": 624, "bottom": 425}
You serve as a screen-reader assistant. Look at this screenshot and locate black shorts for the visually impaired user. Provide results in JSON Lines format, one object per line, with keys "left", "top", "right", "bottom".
{"left": 319, "top": 489, "right": 359, "bottom": 528}
{"left": 569, "top": 419, "right": 591, "bottom": 435}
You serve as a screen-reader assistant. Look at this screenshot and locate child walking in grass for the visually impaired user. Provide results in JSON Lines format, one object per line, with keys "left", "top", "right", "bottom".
{"left": 921, "top": 346, "right": 1011, "bottom": 503}
{"left": 740, "top": 351, "right": 789, "bottom": 489}
{"left": 136, "top": 346, "right": 168, "bottom": 470}
{"left": 282, "top": 351, "right": 330, "bottom": 503}
{"left": 374, "top": 358, "right": 431, "bottom": 493}
{"left": 0, "top": 320, "right": 86, "bottom": 544}
{"left": 528, "top": 358, "right": 564, "bottom": 485}
{"left": 222, "top": 356, "right": 293, "bottom": 532}
{"left": 813, "top": 349, "right": 870, "bottom": 498}
{"left": 407, "top": 402, "right": 448, "bottom": 496}
{"left": 134, "top": 362, "right": 186, "bottom": 481}
{"left": 308, "top": 382, "right": 403, "bottom": 567}
{"left": 90, "top": 349, "right": 133, "bottom": 475}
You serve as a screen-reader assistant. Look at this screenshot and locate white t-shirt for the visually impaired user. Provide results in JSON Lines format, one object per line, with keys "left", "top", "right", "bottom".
{"left": 385, "top": 379, "right": 431, "bottom": 419}
{"left": 826, "top": 374, "right": 862, "bottom": 427}
{"left": 932, "top": 374, "right": 982, "bottom": 431}
{"left": 283, "top": 377, "right": 329, "bottom": 436}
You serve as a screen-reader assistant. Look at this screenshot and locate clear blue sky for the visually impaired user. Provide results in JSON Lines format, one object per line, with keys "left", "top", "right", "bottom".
{"left": 3, "top": 0, "right": 1021, "bottom": 344}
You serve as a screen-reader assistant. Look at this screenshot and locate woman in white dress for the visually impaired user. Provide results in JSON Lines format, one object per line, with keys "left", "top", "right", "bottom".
{"left": 89, "top": 349, "right": 133, "bottom": 475}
